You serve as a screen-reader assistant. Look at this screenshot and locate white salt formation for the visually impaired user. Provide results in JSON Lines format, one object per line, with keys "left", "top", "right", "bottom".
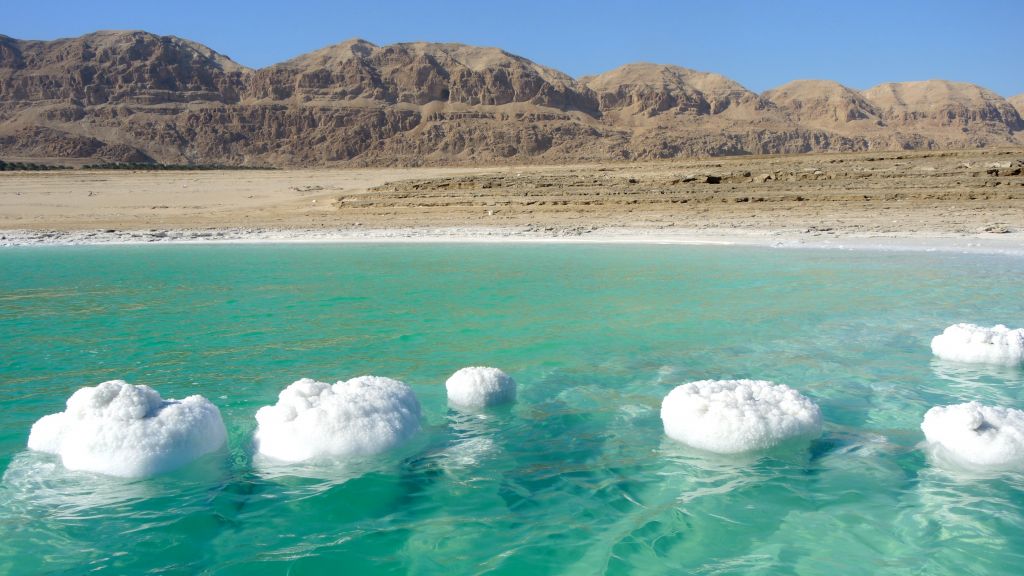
{"left": 445, "top": 367, "right": 517, "bottom": 408}
{"left": 254, "top": 376, "right": 421, "bottom": 463}
{"left": 27, "top": 380, "right": 227, "bottom": 478}
{"left": 930, "top": 323, "right": 1024, "bottom": 366}
{"left": 921, "top": 402, "right": 1024, "bottom": 470}
{"left": 660, "top": 379, "right": 822, "bottom": 454}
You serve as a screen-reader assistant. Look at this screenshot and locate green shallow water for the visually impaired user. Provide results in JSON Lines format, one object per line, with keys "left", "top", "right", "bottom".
{"left": 1, "top": 244, "right": 1023, "bottom": 575}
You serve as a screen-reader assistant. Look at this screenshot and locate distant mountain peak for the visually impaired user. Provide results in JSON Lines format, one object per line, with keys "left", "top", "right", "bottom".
{"left": 1010, "top": 94, "right": 1024, "bottom": 116}
{"left": 762, "top": 80, "right": 881, "bottom": 127}
{"left": 583, "top": 62, "right": 761, "bottom": 119}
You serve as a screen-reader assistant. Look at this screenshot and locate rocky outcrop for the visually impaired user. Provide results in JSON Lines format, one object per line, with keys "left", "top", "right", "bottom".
{"left": 0, "top": 31, "right": 1020, "bottom": 166}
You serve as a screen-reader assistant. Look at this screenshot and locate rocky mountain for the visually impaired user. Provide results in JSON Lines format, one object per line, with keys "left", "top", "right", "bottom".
{"left": 0, "top": 31, "right": 1021, "bottom": 166}
{"left": 249, "top": 39, "right": 593, "bottom": 110}
{"left": 762, "top": 80, "right": 881, "bottom": 129}
{"left": 862, "top": 80, "right": 1023, "bottom": 148}
{"left": 582, "top": 63, "right": 765, "bottom": 120}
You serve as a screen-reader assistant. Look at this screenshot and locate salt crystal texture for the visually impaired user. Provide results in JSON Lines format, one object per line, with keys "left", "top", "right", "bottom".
{"left": 931, "top": 323, "right": 1024, "bottom": 366}
{"left": 660, "top": 379, "right": 822, "bottom": 454}
{"left": 921, "top": 402, "right": 1024, "bottom": 470}
{"left": 254, "top": 376, "right": 421, "bottom": 463}
{"left": 445, "top": 367, "right": 516, "bottom": 408}
{"left": 27, "top": 380, "right": 227, "bottom": 478}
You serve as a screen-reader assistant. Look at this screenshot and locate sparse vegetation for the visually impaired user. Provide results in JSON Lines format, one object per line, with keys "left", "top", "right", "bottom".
{"left": 0, "top": 160, "right": 73, "bottom": 171}
{"left": 80, "top": 162, "right": 277, "bottom": 170}
{"left": 0, "top": 160, "right": 276, "bottom": 171}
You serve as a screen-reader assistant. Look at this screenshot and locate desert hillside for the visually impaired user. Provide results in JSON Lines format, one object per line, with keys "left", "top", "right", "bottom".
{"left": 1009, "top": 94, "right": 1024, "bottom": 117}
{"left": 0, "top": 31, "right": 1021, "bottom": 166}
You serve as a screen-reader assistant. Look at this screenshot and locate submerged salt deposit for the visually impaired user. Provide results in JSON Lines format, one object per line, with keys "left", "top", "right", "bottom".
{"left": 930, "top": 323, "right": 1024, "bottom": 366}
{"left": 921, "top": 402, "right": 1024, "bottom": 471}
{"left": 254, "top": 376, "right": 421, "bottom": 463}
{"left": 660, "top": 380, "right": 822, "bottom": 454}
{"left": 445, "top": 367, "right": 517, "bottom": 408}
{"left": 27, "top": 380, "right": 227, "bottom": 478}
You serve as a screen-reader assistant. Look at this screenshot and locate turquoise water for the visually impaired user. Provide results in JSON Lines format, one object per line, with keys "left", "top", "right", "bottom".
{"left": 1, "top": 244, "right": 1023, "bottom": 575}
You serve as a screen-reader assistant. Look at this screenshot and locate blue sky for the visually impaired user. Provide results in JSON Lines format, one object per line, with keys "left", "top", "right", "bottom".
{"left": 5, "top": 0, "right": 1022, "bottom": 97}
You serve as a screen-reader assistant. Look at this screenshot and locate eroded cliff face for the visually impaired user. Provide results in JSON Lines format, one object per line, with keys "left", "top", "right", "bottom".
{"left": 0, "top": 31, "right": 1020, "bottom": 166}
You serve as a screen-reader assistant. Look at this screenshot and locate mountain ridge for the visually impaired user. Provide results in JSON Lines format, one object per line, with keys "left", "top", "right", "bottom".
{"left": 1, "top": 30, "right": 1020, "bottom": 166}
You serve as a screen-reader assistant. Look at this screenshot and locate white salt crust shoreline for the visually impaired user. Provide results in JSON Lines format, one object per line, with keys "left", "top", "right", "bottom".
{"left": 2, "top": 226, "right": 1024, "bottom": 256}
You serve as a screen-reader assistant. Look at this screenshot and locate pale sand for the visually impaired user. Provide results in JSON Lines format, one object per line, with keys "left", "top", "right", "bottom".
{"left": 2, "top": 149, "right": 1022, "bottom": 253}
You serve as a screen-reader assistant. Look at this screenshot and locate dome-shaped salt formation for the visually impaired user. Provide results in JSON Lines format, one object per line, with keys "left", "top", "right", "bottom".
{"left": 445, "top": 367, "right": 517, "bottom": 408}
{"left": 254, "top": 376, "right": 421, "bottom": 463}
{"left": 921, "top": 402, "right": 1024, "bottom": 471}
{"left": 660, "top": 379, "right": 822, "bottom": 454}
{"left": 27, "top": 380, "right": 227, "bottom": 478}
{"left": 930, "top": 323, "right": 1024, "bottom": 366}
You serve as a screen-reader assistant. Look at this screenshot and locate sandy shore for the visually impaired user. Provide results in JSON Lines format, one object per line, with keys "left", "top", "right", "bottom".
{"left": 3, "top": 226, "right": 1023, "bottom": 257}
{"left": 2, "top": 149, "right": 1022, "bottom": 252}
